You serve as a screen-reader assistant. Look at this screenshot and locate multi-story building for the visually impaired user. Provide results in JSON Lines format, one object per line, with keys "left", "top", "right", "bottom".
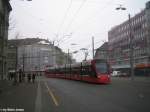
{"left": 108, "top": 1, "right": 150, "bottom": 76}
{"left": 7, "top": 38, "right": 72, "bottom": 72}
{"left": 54, "top": 46, "right": 68, "bottom": 65}
{"left": 94, "top": 42, "right": 108, "bottom": 61}
{"left": 0, "top": 0, "right": 11, "bottom": 79}
{"left": 7, "top": 44, "right": 16, "bottom": 72}
{"left": 18, "top": 43, "right": 53, "bottom": 72}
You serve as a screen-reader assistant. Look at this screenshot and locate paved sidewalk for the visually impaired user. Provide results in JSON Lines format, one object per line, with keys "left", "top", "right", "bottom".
{"left": 0, "top": 79, "right": 38, "bottom": 112}
{"left": 0, "top": 80, "right": 13, "bottom": 94}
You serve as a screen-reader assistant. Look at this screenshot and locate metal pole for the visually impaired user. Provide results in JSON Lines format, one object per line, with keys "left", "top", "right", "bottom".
{"left": 14, "top": 44, "right": 18, "bottom": 83}
{"left": 1, "top": 30, "right": 4, "bottom": 80}
{"left": 68, "top": 49, "right": 70, "bottom": 64}
{"left": 15, "top": 44, "right": 18, "bottom": 73}
{"left": 92, "top": 36, "right": 95, "bottom": 59}
{"left": 129, "top": 14, "right": 134, "bottom": 80}
{"left": 23, "top": 52, "right": 25, "bottom": 74}
{"left": 52, "top": 41, "right": 55, "bottom": 66}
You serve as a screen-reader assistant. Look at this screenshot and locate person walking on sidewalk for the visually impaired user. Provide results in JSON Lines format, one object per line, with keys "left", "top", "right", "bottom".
{"left": 19, "top": 69, "right": 23, "bottom": 83}
{"left": 32, "top": 73, "right": 36, "bottom": 83}
{"left": 27, "top": 73, "right": 31, "bottom": 83}
{"left": 13, "top": 71, "right": 17, "bottom": 85}
{"left": 22, "top": 73, "right": 25, "bottom": 82}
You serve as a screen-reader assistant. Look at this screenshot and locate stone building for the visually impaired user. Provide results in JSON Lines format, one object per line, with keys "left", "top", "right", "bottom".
{"left": 18, "top": 42, "right": 53, "bottom": 72}
{"left": 94, "top": 42, "right": 108, "bottom": 61}
{"left": 7, "top": 44, "right": 16, "bottom": 72}
{"left": 0, "top": 0, "right": 11, "bottom": 79}
{"left": 108, "top": 1, "right": 150, "bottom": 75}
{"left": 7, "top": 38, "right": 71, "bottom": 72}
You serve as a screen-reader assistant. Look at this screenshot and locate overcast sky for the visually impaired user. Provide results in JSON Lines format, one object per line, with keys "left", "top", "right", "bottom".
{"left": 9, "top": 0, "right": 149, "bottom": 62}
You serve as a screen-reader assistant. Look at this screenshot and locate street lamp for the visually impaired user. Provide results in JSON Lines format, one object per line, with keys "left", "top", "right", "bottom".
{"left": 21, "top": 0, "right": 32, "bottom": 2}
{"left": 11, "top": 0, "right": 32, "bottom": 1}
{"left": 71, "top": 43, "right": 77, "bottom": 46}
{"left": 72, "top": 51, "right": 78, "bottom": 54}
{"left": 116, "top": 5, "right": 134, "bottom": 80}
{"left": 116, "top": 5, "right": 126, "bottom": 10}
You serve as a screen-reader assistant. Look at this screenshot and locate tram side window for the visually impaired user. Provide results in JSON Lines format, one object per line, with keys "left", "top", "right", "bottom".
{"left": 57, "top": 68, "right": 61, "bottom": 74}
{"left": 81, "top": 65, "right": 91, "bottom": 76}
{"left": 59, "top": 68, "right": 61, "bottom": 74}
{"left": 86, "top": 66, "right": 91, "bottom": 75}
{"left": 81, "top": 66, "right": 86, "bottom": 75}
{"left": 62, "top": 67, "right": 66, "bottom": 74}
{"left": 55, "top": 68, "right": 59, "bottom": 74}
{"left": 49, "top": 69, "right": 53, "bottom": 74}
{"left": 72, "top": 67, "right": 80, "bottom": 74}
{"left": 89, "top": 65, "right": 96, "bottom": 77}
{"left": 60, "top": 68, "right": 63, "bottom": 74}
{"left": 69, "top": 65, "right": 72, "bottom": 74}
{"left": 66, "top": 68, "right": 70, "bottom": 75}
{"left": 76, "top": 67, "right": 80, "bottom": 74}
{"left": 52, "top": 69, "right": 55, "bottom": 74}
{"left": 61, "top": 68, "right": 65, "bottom": 74}
{"left": 65, "top": 68, "right": 68, "bottom": 74}
{"left": 71, "top": 67, "right": 75, "bottom": 74}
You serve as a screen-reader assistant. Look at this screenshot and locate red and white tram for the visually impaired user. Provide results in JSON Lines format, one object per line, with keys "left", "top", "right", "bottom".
{"left": 45, "top": 59, "right": 111, "bottom": 84}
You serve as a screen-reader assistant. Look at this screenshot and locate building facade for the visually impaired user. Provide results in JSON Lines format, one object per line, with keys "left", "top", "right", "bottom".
{"left": 7, "top": 44, "right": 16, "bottom": 72}
{"left": 18, "top": 43, "right": 53, "bottom": 72}
{"left": 108, "top": 1, "right": 150, "bottom": 75}
{"left": 0, "top": 0, "right": 11, "bottom": 79}
{"left": 94, "top": 42, "right": 108, "bottom": 61}
{"left": 7, "top": 38, "right": 71, "bottom": 72}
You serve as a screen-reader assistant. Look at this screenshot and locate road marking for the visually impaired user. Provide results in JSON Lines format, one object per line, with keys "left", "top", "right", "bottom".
{"left": 35, "top": 81, "right": 42, "bottom": 112}
{"left": 44, "top": 82, "right": 59, "bottom": 106}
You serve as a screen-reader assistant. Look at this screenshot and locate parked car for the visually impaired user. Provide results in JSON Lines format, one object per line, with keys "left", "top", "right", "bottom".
{"left": 111, "top": 71, "right": 121, "bottom": 77}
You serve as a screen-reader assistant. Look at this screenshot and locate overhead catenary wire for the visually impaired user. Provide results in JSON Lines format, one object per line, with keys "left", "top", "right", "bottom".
{"left": 64, "top": 38, "right": 106, "bottom": 61}
{"left": 62, "top": 30, "right": 107, "bottom": 48}
{"left": 54, "top": 0, "right": 73, "bottom": 46}
{"left": 60, "top": 0, "right": 114, "bottom": 50}
{"left": 64, "top": 0, "right": 87, "bottom": 34}
{"left": 56, "top": 0, "right": 73, "bottom": 38}
{"left": 71, "top": 0, "right": 115, "bottom": 33}
{"left": 56, "top": 0, "right": 87, "bottom": 46}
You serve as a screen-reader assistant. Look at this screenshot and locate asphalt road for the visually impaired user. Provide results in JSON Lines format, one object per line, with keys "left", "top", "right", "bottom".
{"left": 38, "top": 76, "right": 150, "bottom": 112}
{"left": 1, "top": 76, "right": 150, "bottom": 112}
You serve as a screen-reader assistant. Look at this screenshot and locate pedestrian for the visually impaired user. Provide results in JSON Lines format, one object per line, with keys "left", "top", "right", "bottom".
{"left": 32, "top": 73, "right": 36, "bottom": 83}
{"left": 10, "top": 72, "right": 14, "bottom": 80}
{"left": 22, "top": 73, "right": 25, "bottom": 82}
{"left": 13, "top": 71, "right": 17, "bottom": 85}
{"left": 8, "top": 72, "right": 11, "bottom": 80}
{"left": 19, "top": 69, "right": 22, "bottom": 83}
{"left": 27, "top": 73, "right": 31, "bottom": 83}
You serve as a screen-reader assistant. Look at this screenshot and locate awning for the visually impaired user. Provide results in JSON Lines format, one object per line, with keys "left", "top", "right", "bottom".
{"left": 136, "top": 63, "right": 150, "bottom": 68}
{"left": 112, "top": 64, "right": 130, "bottom": 69}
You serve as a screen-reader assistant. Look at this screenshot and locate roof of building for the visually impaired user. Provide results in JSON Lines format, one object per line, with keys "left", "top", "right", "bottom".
{"left": 8, "top": 38, "right": 52, "bottom": 46}
{"left": 109, "top": 8, "right": 145, "bottom": 32}
{"left": 94, "top": 42, "right": 108, "bottom": 58}
{"left": 96, "top": 42, "right": 108, "bottom": 51}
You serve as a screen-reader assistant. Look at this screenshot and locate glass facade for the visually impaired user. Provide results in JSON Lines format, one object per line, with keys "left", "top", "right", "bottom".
{"left": 108, "top": 2, "right": 150, "bottom": 72}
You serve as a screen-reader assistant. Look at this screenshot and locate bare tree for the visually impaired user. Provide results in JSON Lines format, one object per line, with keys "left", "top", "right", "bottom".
{"left": 8, "top": 14, "right": 17, "bottom": 31}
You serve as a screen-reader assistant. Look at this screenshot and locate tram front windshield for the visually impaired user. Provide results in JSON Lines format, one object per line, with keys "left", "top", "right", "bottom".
{"left": 95, "top": 62, "right": 108, "bottom": 74}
